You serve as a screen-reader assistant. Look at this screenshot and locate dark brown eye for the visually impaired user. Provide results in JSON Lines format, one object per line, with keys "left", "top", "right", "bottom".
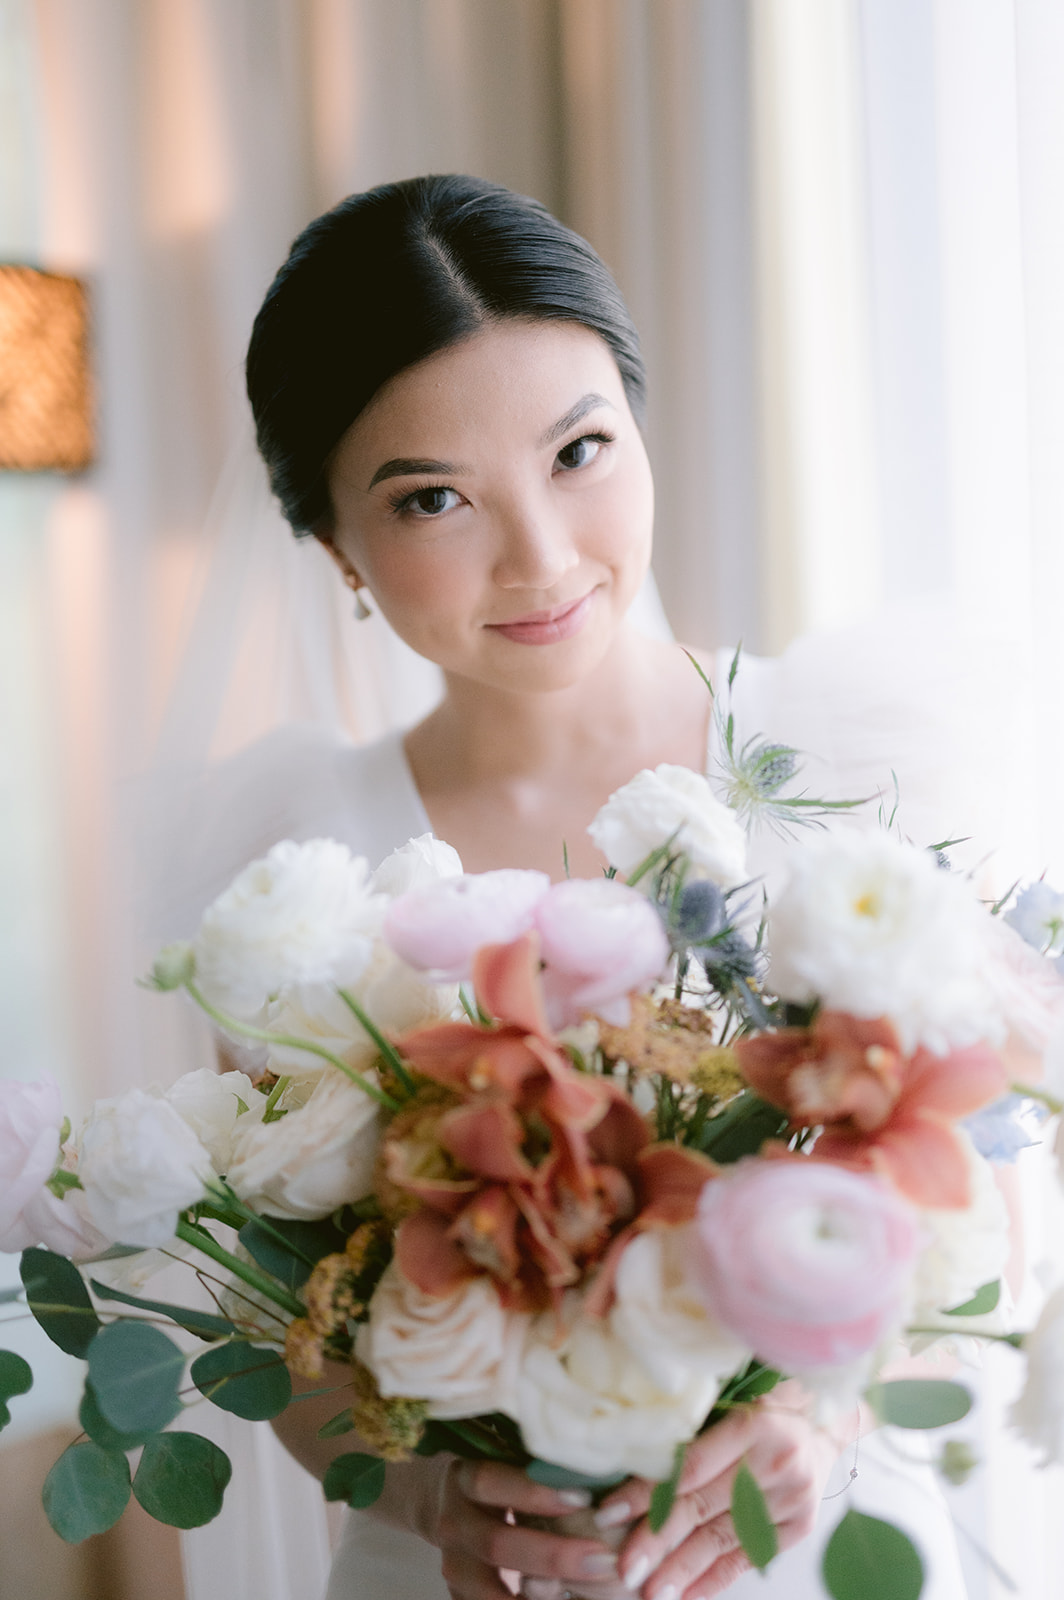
{"left": 555, "top": 433, "right": 611, "bottom": 471}
{"left": 405, "top": 487, "right": 459, "bottom": 516}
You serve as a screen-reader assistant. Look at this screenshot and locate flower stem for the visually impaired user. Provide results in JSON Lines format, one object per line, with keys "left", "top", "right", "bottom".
{"left": 1010, "top": 1080, "right": 1064, "bottom": 1116}
{"left": 336, "top": 989, "right": 417, "bottom": 1097}
{"left": 175, "top": 1217, "right": 305, "bottom": 1320}
{"left": 184, "top": 981, "right": 401, "bottom": 1111}
{"left": 906, "top": 1324, "right": 1025, "bottom": 1348}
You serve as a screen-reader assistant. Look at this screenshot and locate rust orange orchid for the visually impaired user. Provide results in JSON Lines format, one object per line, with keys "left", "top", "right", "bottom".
{"left": 384, "top": 933, "right": 712, "bottom": 1311}
{"left": 736, "top": 1010, "right": 1009, "bottom": 1208}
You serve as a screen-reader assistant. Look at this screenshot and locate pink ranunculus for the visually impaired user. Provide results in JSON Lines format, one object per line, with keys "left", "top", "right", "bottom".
{"left": 0, "top": 1076, "right": 65, "bottom": 1249}
{"left": 534, "top": 878, "right": 671, "bottom": 1030}
{"left": 383, "top": 870, "right": 551, "bottom": 982}
{"left": 691, "top": 1158, "right": 920, "bottom": 1370}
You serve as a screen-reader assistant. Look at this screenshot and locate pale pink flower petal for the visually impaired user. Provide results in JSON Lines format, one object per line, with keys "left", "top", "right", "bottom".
{"left": 534, "top": 879, "right": 670, "bottom": 1030}
{"left": 0, "top": 1075, "right": 64, "bottom": 1240}
{"left": 383, "top": 870, "right": 550, "bottom": 982}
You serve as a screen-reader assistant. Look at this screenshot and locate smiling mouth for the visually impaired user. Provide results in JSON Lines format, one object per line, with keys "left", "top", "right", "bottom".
{"left": 485, "top": 591, "right": 597, "bottom": 645}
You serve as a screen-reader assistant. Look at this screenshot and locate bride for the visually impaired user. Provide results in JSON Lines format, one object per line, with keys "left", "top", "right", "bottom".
{"left": 186, "top": 174, "right": 969, "bottom": 1599}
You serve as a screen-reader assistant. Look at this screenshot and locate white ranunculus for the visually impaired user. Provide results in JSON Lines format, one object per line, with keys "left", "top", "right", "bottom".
{"left": 358, "top": 1262, "right": 527, "bottom": 1418}
{"left": 509, "top": 1293, "right": 722, "bottom": 1480}
{"left": 193, "top": 839, "right": 385, "bottom": 1024}
{"left": 766, "top": 831, "right": 998, "bottom": 1053}
{"left": 164, "top": 1068, "right": 259, "bottom": 1173}
{"left": 911, "top": 1136, "right": 1011, "bottom": 1326}
{"left": 226, "top": 1067, "right": 381, "bottom": 1219}
{"left": 588, "top": 766, "right": 748, "bottom": 887}
{"left": 78, "top": 1089, "right": 215, "bottom": 1247}
{"left": 371, "top": 834, "right": 463, "bottom": 897}
{"left": 266, "top": 941, "right": 457, "bottom": 1076}
{"left": 610, "top": 1228, "right": 751, "bottom": 1396}
{"left": 1010, "top": 1285, "right": 1064, "bottom": 1465}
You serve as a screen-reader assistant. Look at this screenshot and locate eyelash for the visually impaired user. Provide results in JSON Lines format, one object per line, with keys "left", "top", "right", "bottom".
{"left": 385, "top": 430, "right": 617, "bottom": 518}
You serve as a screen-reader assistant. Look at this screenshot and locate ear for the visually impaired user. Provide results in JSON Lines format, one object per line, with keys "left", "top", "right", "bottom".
{"left": 315, "top": 532, "right": 363, "bottom": 592}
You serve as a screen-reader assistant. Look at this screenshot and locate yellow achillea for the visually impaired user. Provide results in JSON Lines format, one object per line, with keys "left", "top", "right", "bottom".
{"left": 348, "top": 1359, "right": 428, "bottom": 1460}
{"left": 599, "top": 994, "right": 745, "bottom": 1097}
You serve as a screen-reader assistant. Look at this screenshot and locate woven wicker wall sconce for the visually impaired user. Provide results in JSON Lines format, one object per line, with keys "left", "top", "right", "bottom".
{"left": 0, "top": 265, "right": 94, "bottom": 472}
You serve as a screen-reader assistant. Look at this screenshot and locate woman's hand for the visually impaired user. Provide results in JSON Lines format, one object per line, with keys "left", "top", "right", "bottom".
{"left": 416, "top": 1458, "right": 625, "bottom": 1600}
{"left": 594, "top": 1388, "right": 853, "bottom": 1600}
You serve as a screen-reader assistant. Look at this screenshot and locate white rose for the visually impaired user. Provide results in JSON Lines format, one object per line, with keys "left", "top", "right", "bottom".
{"left": 372, "top": 834, "right": 463, "bottom": 896}
{"left": 509, "top": 1294, "right": 722, "bottom": 1480}
{"left": 767, "top": 831, "right": 999, "bottom": 1053}
{"left": 588, "top": 766, "right": 748, "bottom": 887}
{"left": 358, "top": 1262, "right": 527, "bottom": 1418}
{"left": 911, "top": 1136, "right": 1011, "bottom": 1326}
{"left": 78, "top": 1089, "right": 215, "bottom": 1247}
{"left": 8, "top": 1186, "right": 111, "bottom": 1260}
{"left": 266, "top": 941, "right": 457, "bottom": 1076}
{"left": 193, "top": 839, "right": 385, "bottom": 1024}
{"left": 226, "top": 1067, "right": 381, "bottom": 1219}
{"left": 164, "top": 1068, "right": 259, "bottom": 1172}
{"left": 611, "top": 1228, "right": 751, "bottom": 1396}
{"left": 1010, "top": 1285, "right": 1064, "bottom": 1465}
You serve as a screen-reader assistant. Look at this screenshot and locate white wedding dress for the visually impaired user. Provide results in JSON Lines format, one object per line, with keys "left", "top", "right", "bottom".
{"left": 166, "top": 627, "right": 989, "bottom": 1600}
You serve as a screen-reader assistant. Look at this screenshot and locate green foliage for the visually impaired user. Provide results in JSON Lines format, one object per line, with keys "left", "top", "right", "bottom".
{"left": 731, "top": 1460, "right": 778, "bottom": 1570}
{"left": 42, "top": 1441, "right": 131, "bottom": 1542}
{"left": 86, "top": 1322, "right": 186, "bottom": 1433}
{"left": 648, "top": 1443, "right": 687, "bottom": 1533}
{"left": 239, "top": 1214, "right": 346, "bottom": 1291}
{"left": 21, "top": 1248, "right": 100, "bottom": 1357}
{"left": 526, "top": 1460, "right": 627, "bottom": 1492}
{"left": 865, "top": 1379, "right": 972, "bottom": 1431}
{"left": 78, "top": 1381, "right": 159, "bottom": 1452}
{"left": 0, "top": 1350, "right": 33, "bottom": 1430}
{"left": 190, "top": 1341, "right": 292, "bottom": 1420}
{"left": 944, "top": 1280, "right": 1001, "bottom": 1317}
{"left": 822, "top": 1510, "right": 924, "bottom": 1600}
{"left": 323, "top": 1452, "right": 388, "bottom": 1508}
{"left": 695, "top": 1094, "right": 791, "bottom": 1163}
{"left": 132, "top": 1433, "right": 232, "bottom": 1528}
{"left": 89, "top": 1279, "right": 238, "bottom": 1339}
{"left": 318, "top": 1408, "right": 357, "bottom": 1440}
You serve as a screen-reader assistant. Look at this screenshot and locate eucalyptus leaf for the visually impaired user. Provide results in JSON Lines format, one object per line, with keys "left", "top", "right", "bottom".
{"left": 648, "top": 1443, "right": 687, "bottom": 1533}
{"left": 822, "top": 1509, "right": 924, "bottom": 1600}
{"left": 318, "top": 1409, "right": 357, "bottom": 1440}
{"left": 944, "top": 1280, "right": 1001, "bottom": 1317}
{"left": 239, "top": 1215, "right": 346, "bottom": 1291}
{"left": 89, "top": 1279, "right": 238, "bottom": 1340}
{"left": 526, "top": 1460, "right": 627, "bottom": 1492}
{"left": 730, "top": 1461, "right": 778, "bottom": 1570}
{"left": 21, "top": 1248, "right": 101, "bottom": 1357}
{"left": 0, "top": 1350, "right": 33, "bottom": 1431}
{"left": 190, "top": 1341, "right": 292, "bottom": 1420}
{"left": 866, "top": 1379, "right": 972, "bottom": 1431}
{"left": 323, "top": 1452, "right": 387, "bottom": 1509}
{"left": 42, "top": 1441, "right": 131, "bottom": 1542}
{"left": 79, "top": 1381, "right": 159, "bottom": 1452}
{"left": 132, "top": 1432, "right": 232, "bottom": 1527}
{"left": 87, "top": 1321, "right": 186, "bottom": 1433}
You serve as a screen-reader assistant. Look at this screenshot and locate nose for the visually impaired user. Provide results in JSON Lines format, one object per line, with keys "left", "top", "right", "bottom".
{"left": 491, "top": 493, "right": 581, "bottom": 591}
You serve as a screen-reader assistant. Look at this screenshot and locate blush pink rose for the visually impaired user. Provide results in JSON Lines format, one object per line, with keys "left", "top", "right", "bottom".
{"left": 534, "top": 879, "right": 671, "bottom": 1030}
{"left": 0, "top": 1076, "right": 64, "bottom": 1249}
{"left": 383, "top": 870, "right": 550, "bottom": 982}
{"left": 691, "top": 1159, "right": 919, "bottom": 1370}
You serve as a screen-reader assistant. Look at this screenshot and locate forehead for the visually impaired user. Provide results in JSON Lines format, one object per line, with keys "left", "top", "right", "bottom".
{"left": 332, "top": 320, "right": 626, "bottom": 470}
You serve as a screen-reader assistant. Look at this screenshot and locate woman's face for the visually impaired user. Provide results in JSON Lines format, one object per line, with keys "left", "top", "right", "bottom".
{"left": 326, "top": 319, "right": 654, "bottom": 694}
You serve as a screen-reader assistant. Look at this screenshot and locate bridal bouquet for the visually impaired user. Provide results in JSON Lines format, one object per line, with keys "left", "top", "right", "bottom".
{"left": 3, "top": 683, "right": 1064, "bottom": 1600}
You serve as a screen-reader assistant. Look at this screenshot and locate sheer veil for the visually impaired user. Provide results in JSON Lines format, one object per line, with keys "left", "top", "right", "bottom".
{"left": 133, "top": 426, "right": 673, "bottom": 1600}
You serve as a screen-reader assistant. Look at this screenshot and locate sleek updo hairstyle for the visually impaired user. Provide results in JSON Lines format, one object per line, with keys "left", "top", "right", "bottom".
{"left": 246, "top": 174, "right": 646, "bottom": 535}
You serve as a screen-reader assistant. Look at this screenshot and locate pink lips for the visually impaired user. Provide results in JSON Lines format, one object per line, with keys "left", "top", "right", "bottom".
{"left": 486, "top": 591, "right": 596, "bottom": 646}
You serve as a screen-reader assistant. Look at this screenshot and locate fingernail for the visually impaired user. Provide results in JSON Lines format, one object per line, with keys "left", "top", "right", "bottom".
{"left": 656, "top": 1586, "right": 678, "bottom": 1600}
{"left": 624, "top": 1555, "right": 651, "bottom": 1590}
{"left": 594, "top": 1500, "right": 632, "bottom": 1530}
{"left": 582, "top": 1552, "right": 619, "bottom": 1579}
{"left": 558, "top": 1489, "right": 593, "bottom": 1509}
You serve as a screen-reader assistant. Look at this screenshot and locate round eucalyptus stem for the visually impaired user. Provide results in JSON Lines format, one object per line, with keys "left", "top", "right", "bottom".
{"left": 184, "top": 981, "right": 400, "bottom": 1111}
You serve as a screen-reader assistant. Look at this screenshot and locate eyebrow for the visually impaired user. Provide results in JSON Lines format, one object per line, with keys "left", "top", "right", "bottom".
{"left": 366, "top": 392, "right": 617, "bottom": 490}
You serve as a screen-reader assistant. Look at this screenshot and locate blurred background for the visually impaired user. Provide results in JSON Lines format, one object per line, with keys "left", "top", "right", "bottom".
{"left": 1, "top": 1, "right": 1062, "bottom": 1597}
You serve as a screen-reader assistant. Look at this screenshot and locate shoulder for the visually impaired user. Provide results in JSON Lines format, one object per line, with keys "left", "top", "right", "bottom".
{"left": 147, "top": 724, "right": 425, "bottom": 937}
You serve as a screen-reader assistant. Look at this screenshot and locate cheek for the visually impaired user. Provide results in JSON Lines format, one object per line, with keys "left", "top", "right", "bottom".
{"left": 357, "top": 535, "right": 477, "bottom": 632}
